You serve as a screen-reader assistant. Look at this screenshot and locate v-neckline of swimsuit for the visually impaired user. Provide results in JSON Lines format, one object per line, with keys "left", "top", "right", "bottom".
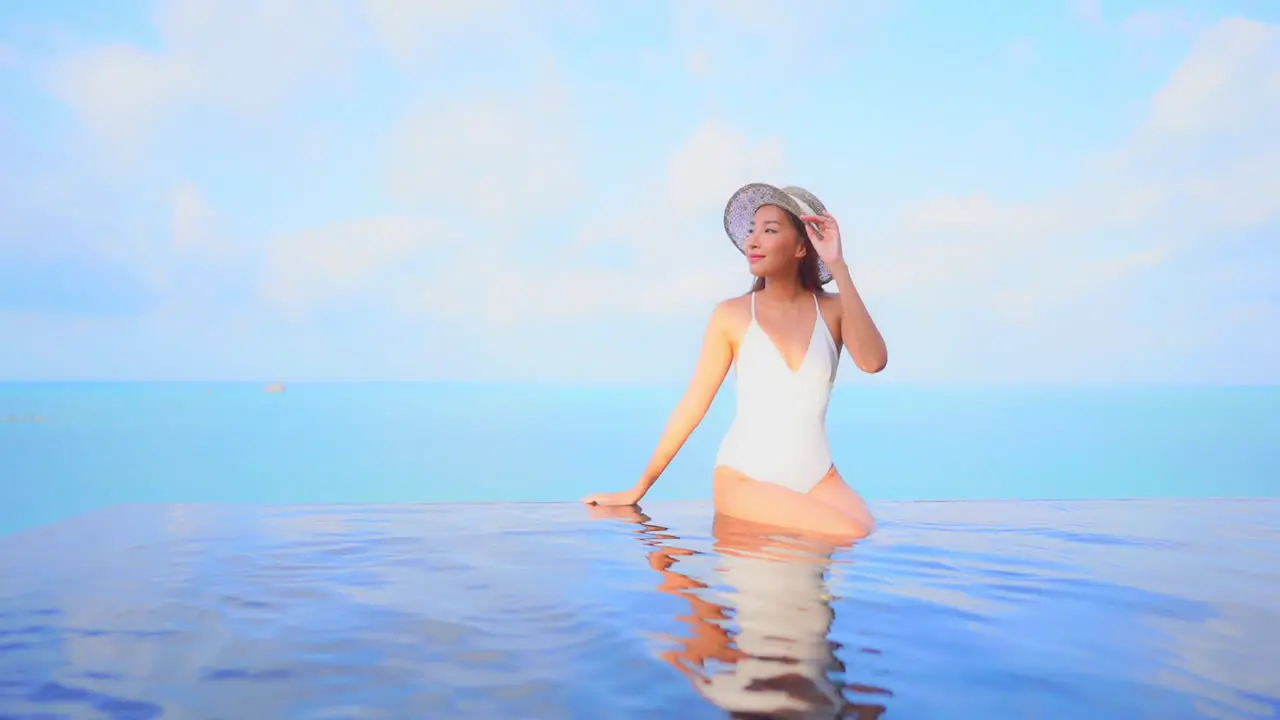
{"left": 714, "top": 291, "right": 840, "bottom": 494}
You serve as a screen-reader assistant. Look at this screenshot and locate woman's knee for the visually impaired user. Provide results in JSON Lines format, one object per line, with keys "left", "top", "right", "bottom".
{"left": 810, "top": 470, "right": 876, "bottom": 534}
{"left": 826, "top": 513, "right": 873, "bottom": 540}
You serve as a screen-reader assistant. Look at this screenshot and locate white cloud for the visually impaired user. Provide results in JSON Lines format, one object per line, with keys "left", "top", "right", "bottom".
{"left": 43, "top": 0, "right": 590, "bottom": 147}
{"left": 256, "top": 8, "right": 1280, "bottom": 373}
{"left": 384, "top": 119, "right": 785, "bottom": 328}
{"left": 36, "top": 0, "right": 788, "bottom": 330}
{"left": 666, "top": 121, "right": 787, "bottom": 217}
{"left": 1074, "top": 3, "right": 1210, "bottom": 43}
{"left": 1113, "top": 18, "right": 1280, "bottom": 232}
{"left": 46, "top": 43, "right": 177, "bottom": 146}
{"left": 699, "top": 0, "right": 887, "bottom": 46}
{"left": 838, "top": 17, "right": 1279, "bottom": 381}
{"left": 362, "top": 0, "right": 597, "bottom": 64}
{"left": 687, "top": 49, "right": 712, "bottom": 76}
{"left": 674, "top": 0, "right": 887, "bottom": 81}
{"left": 362, "top": 64, "right": 596, "bottom": 327}
{"left": 1007, "top": 36, "right": 1035, "bottom": 70}
{"left": 172, "top": 181, "right": 224, "bottom": 255}
{"left": 507, "top": 120, "right": 784, "bottom": 322}
{"left": 382, "top": 66, "right": 583, "bottom": 221}
{"left": 1136, "top": 18, "right": 1279, "bottom": 145}
{"left": 23, "top": 1, "right": 1277, "bottom": 382}
{"left": 261, "top": 216, "right": 426, "bottom": 314}
{"left": 866, "top": 17, "right": 1279, "bottom": 311}
{"left": 362, "top": 0, "right": 512, "bottom": 64}
{"left": 147, "top": 181, "right": 240, "bottom": 308}
{"left": 706, "top": 0, "right": 838, "bottom": 33}
{"left": 47, "top": 0, "right": 360, "bottom": 145}
{"left": 42, "top": 0, "right": 600, "bottom": 327}
{"left": 1121, "top": 8, "right": 1201, "bottom": 39}
{"left": 1070, "top": 0, "right": 1102, "bottom": 24}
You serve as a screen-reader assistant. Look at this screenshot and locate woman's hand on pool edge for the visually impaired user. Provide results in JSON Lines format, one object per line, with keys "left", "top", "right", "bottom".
{"left": 581, "top": 488, "right": 644, "bottom": 507}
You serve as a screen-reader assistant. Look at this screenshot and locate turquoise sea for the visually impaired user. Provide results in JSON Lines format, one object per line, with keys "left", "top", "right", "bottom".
{"left": 2, "top": 383, "right": 1277, "bottom": 535}
{"left": 2, "top": 383, "right": 1278, "bottom": 718}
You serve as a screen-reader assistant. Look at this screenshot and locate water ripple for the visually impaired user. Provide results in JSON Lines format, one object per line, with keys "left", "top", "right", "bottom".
{"left": 0, "top": 499, "right": 1277, "bottom": 718}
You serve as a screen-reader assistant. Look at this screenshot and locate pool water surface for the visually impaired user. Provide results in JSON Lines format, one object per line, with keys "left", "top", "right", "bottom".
{"left": 0, "top": 499, "right": 1277, "bottom": 719}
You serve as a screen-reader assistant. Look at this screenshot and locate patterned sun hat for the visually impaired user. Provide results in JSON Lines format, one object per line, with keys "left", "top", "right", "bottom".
{"left": 723, "top": 182, "right": 832, "bottom": 285}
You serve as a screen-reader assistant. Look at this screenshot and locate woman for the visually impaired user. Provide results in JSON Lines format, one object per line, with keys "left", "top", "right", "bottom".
{"left": 583, "top": 183, "right": 886, "bottom": 538}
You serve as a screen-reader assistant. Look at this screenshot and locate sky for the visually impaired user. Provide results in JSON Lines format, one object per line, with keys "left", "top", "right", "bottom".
{"left": 0, "top": 0, "right": 1277, "bottom": 385}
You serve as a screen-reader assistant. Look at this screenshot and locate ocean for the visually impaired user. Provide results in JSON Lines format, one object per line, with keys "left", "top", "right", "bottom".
{"left": 1, "top": 383, "right": 1278, "bottom": 718}
{"left": 1, "top": 383, "right": 1276, "bottom": 535}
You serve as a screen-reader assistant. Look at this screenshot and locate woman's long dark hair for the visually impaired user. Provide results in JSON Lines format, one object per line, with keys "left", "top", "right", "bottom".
{"left": 750, "top": 207, "right": 825, "bottom": 292}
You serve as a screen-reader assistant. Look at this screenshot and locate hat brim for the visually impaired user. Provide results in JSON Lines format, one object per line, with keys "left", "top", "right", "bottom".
{"left": 723, "top": 183, "right": 832, "bottom": 286}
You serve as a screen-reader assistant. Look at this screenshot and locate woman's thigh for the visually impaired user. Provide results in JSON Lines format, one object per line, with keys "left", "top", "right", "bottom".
{"left": 808, "top": 468, "right": 876, "bottom": 533}
{"left": 713, "top": 466, "right": 873, "bottom": 540}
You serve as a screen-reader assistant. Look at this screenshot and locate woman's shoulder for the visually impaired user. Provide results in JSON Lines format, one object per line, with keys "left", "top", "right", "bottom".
{"left": 815, "top": 289, "right": 842, "bottom": 320}
{"left": 715, "top": 292, "right": 753, "bottom": 309}
{"left": 816, "top": 289, "right": 842, "bottom": 307}
{"left": 708, "top": 293, "right": 753, "bottom": 329}
{"left": 713, "top": 292, "right": 753, "bottom": 314}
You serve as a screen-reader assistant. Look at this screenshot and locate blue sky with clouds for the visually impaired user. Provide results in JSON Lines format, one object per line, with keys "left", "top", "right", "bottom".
{"left": 1, "top": 0, "right": 1277, "bottom": 384}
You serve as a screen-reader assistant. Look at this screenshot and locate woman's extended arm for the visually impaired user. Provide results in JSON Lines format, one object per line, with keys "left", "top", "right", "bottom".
{"left": 581, "top": 303, "right": 734, "bottom": 506}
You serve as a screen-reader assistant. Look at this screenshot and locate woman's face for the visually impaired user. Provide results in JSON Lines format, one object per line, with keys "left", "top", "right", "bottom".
{"left": 743, "top": 204, "right": 806, "bottom": 278}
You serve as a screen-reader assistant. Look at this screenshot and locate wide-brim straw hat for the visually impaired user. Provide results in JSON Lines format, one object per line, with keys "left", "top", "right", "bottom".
{"left": 722, "top": 183, "right": 832, "bottom": 285}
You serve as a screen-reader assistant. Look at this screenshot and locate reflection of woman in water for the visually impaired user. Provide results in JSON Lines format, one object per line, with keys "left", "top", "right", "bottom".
{"left": 583, "top": 184, "right": 885, "bottom": 538}
{"left": 590, "top": 505, "right": 891, "bottom": 719}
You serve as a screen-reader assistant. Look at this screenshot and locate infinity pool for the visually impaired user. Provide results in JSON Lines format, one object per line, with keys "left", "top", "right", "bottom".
{"left": 1, "top": 499, "right": 1277, "bottom": 718}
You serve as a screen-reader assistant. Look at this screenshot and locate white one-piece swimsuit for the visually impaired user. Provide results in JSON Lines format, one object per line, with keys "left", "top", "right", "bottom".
{"left": 714, "top": 291, "right": 839, "bottom": 494}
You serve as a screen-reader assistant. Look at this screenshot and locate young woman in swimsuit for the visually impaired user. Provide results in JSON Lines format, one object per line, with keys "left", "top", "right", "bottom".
{"left": 582, "top": 183, "right": 887, "bottom": 538}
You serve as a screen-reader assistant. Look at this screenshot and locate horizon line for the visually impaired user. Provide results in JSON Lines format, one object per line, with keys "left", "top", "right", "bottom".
{"left": 1, "top": 379, "right": 1278, "bottom": 390}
